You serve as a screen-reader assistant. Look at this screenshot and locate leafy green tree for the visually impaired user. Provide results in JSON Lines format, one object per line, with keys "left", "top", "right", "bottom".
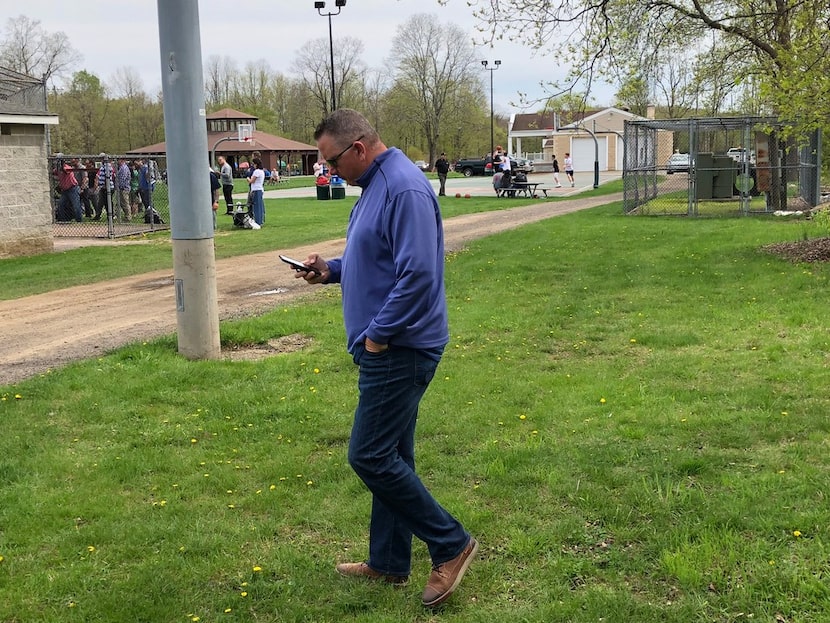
{"left": 109, "top": 67, "right": 164, "bottom": 151}
{"left": 50, "top": 71, "right": 108, "bottom": 154}
{"left": 442, "top": 0, "right": 829, "bottom": 133}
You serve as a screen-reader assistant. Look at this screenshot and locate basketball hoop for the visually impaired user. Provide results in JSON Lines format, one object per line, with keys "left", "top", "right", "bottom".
{"left": 238, "top": 123, "right": 253, "bottom": 145}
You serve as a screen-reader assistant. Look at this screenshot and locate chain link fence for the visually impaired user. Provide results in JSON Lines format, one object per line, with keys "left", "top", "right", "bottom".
{"left": 49, "top": 154, "right": 169, "bottom": 238}
{"left": 623, "top": 117, "right": 822, "bottom": 216}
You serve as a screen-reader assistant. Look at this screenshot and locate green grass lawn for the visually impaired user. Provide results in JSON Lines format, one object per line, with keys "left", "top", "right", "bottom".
{"left": 1, "top": 183, "right": 616, "bottom": 300}
{"left": 2, "top": 197, "right": 829, "bottom": 621}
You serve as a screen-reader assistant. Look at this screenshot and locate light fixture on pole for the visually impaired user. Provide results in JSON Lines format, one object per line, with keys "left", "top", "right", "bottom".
{"left": 314, "top": 0, "right": 346, "bottom": 113}
{"left": 481, "top": 59, "right": 501, "bottom": 163}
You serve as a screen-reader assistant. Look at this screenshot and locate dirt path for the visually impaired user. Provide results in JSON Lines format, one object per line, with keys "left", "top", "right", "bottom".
{"left": 0, "top": 194, "right": 618, "bottom": 385}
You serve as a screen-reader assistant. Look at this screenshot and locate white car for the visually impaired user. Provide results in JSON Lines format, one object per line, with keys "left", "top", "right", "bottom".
{"left": 666, "top": 153, "right": 691, "bottom": 174}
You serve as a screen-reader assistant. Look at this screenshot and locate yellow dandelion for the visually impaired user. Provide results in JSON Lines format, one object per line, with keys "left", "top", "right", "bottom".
{"left": 519, "top": 414, "right": 527, "bottom": 420}
{"left": 314, "top": 368, "right": 320, "bottom": 374}
{"left": 781, "top": 411, "right": 788, "bottom": 416}
{"left": 14, "top": 394, "right": 22, "bottom": 400}
{"left": 793, "top": 530, "right": 802, "bottom": 538}
{"left": 600, "top": 398, "right": 606, "bottom": 404}
{"left": 224, "top": 608, "right": 232, "bottom": 613}
{"left": 191, "top": 438, "right": 198, "bottom": 444}
{"left": 240, "top": 591, "right": 248, "bottom": 597}
{"left": 87, "top": 545, "right": 95, "bottom": 552}
{"left": 228, "top": 504, "right": 235, "bottom": 509}
{"left": 253, "top": 566, "right": 262, "bottom": 572}
{"left": 0, "top": 555, "right": 4, "bottom": 563}
{"left": 306, "top": 480, "right": 314, "bottom": 486}
{"left": 191, "top": 617, "right": 200, "bottom": 622}
{"left": 630, "top": 338, "right": 636, "bottom": 343}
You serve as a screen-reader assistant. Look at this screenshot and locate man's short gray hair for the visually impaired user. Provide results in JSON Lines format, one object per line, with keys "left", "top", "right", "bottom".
{"left": 314, "top": 109, "right": 380, "bottom": 146}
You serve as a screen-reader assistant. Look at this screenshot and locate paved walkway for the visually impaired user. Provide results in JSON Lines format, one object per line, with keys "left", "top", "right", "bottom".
{"left": 260, "top": 170, "right": 620, "bottom": 200}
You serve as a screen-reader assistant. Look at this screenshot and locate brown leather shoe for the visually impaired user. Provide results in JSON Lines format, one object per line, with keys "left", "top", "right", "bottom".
{"left": 421, "top": 537, "right": 479, "bottom": 607}
{"left": 336, "top": 562, "right": 409, "bottom": 585}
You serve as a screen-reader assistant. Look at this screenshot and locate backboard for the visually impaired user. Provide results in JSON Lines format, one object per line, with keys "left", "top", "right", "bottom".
{"left": 237, "top": 123, "right": 253, "bottom": 143}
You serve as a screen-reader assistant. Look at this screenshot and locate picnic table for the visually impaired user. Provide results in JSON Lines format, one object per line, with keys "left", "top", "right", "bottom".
{"left": 510, "top": 181, "right": 541, "bottom": 197}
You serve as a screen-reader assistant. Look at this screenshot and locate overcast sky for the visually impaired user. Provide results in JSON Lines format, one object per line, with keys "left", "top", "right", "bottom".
{"left": 9, "top": 0, "right": 614, "bottom": 115}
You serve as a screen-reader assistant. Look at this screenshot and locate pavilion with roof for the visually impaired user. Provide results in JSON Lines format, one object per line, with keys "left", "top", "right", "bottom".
{"left": 129, "top": 108, "right": 319, "bottom": 176}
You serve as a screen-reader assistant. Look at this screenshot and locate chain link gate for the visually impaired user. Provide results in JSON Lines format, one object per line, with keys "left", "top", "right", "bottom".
{"left": 623, "top": 117, "right": 822, "bottom": 217}
{"left": 49, "top": 153, "right": 169, "bottom": 238}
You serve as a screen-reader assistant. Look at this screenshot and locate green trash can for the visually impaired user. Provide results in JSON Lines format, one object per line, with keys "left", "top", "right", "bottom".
{"left": 695, "top": 152, "right": 714, "bottom": 200}
{"left": 712, "top": 156, "right": 736, "bottom": 198}
{"left": 316, "top": 184, "right": 331, "bottom": 200}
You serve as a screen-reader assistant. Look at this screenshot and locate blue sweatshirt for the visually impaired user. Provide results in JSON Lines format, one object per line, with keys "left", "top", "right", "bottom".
{"left": 326, "top": 147, "right": 449, "bottom": 356}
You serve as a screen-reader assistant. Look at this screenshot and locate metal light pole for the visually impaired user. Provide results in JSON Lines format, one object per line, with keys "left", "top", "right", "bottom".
{"left": 481, "top": 59, "right": 501, "bottom": 160}
{"left": 315, "top": 0, "right": 346, "bottom": 113}
{"left": 157, "top": 0, "right": 220, "bottom": 360}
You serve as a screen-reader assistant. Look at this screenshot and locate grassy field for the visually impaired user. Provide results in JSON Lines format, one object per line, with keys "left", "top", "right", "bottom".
{"left": 0, "top": 181, "right": 622, "bottom": 300}
{"left": 2, "top": 197, "right": 829, "bottom": 621}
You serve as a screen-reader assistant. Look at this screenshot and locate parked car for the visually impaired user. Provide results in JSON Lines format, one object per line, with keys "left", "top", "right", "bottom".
{"left": 515, "top": 158, "right": 534, "bottom": 173}
{"left": 455, "top": 156, "right": 494, "bottom": 176}
{"left": 726, "top": 147, "right": 755, "bottom": 164}
{"left": 414, "top": 160, "right": 430, "bottom": 172}
{"left": 666, "top": 153, "right": 691, "bottom": 174}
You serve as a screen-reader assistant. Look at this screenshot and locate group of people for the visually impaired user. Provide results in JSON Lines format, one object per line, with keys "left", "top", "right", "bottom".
{"left": 552, "top": 152, "right": 575, "bottom": 187}
{"left": 54, "top": 155, "right": 157, "bottom": 223}
{"left": 489, "top": 146, "right": 527, "bottom": 195}
{"left": 212, "top": 153, "right": 266, "bottom": 228}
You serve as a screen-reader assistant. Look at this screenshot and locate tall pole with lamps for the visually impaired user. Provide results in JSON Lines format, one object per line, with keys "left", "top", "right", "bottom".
{"left": 481, "top": 59, "right": 501, "bottom": 161}
{"left": 314, "top": 0, "right": 346, "bottom": 113}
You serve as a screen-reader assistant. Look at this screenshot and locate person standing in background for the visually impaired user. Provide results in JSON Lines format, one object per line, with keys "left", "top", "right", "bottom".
{"left": 218, "top": 155, "right": 234, "bottom": 214}
{"left": 209, "top": 167, "right": 221, "bottom": 230}
{"left": 54, "top": 156, "right": 81, "bottom": 222}
{"left": 564, "top": 152, "right": 574, "bottom": 186}
{"left": 552, "top": 154, "right": 562, "bottom": 188}
{"left": 137, "top": 159, "right": 152, "bottom": 216}
{"left": 247, "top": 157, "right": 265, "bottom": 226}
{"left": 434, "top": 152, "right": 450, "bottom": 196}
{"left": 116, "top": 157, "right": 132, "bottom": 221}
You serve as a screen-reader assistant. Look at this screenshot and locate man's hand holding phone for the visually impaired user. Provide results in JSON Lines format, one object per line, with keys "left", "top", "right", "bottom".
{"left": 279, "top": 254, "right": 328, "bottom": 283}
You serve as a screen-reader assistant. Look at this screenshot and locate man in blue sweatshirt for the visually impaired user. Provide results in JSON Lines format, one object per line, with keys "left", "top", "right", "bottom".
{"left": 294, "top": 109, "right": 477, "bottom": 608}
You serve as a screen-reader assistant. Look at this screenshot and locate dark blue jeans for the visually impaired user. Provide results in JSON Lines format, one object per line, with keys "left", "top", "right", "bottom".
{"left": 250, "top": 189, "right": 264, "bottom": 225}
{"left": 349, "top": 344, "right": 470, "bottom": 577}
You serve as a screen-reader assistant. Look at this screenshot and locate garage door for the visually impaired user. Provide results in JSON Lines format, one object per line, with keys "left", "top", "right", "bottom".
{"left": 571, "top": 137, "right": 608, "bottom": 172}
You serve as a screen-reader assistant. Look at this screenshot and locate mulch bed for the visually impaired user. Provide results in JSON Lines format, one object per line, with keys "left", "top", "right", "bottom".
{"left": 762, "top": 237, "right": 830, "bottom": 263}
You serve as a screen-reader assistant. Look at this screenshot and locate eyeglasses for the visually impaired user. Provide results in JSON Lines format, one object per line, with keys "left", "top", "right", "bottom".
{"left": 326, "top": 135, "right": 364, "bottom": 168}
